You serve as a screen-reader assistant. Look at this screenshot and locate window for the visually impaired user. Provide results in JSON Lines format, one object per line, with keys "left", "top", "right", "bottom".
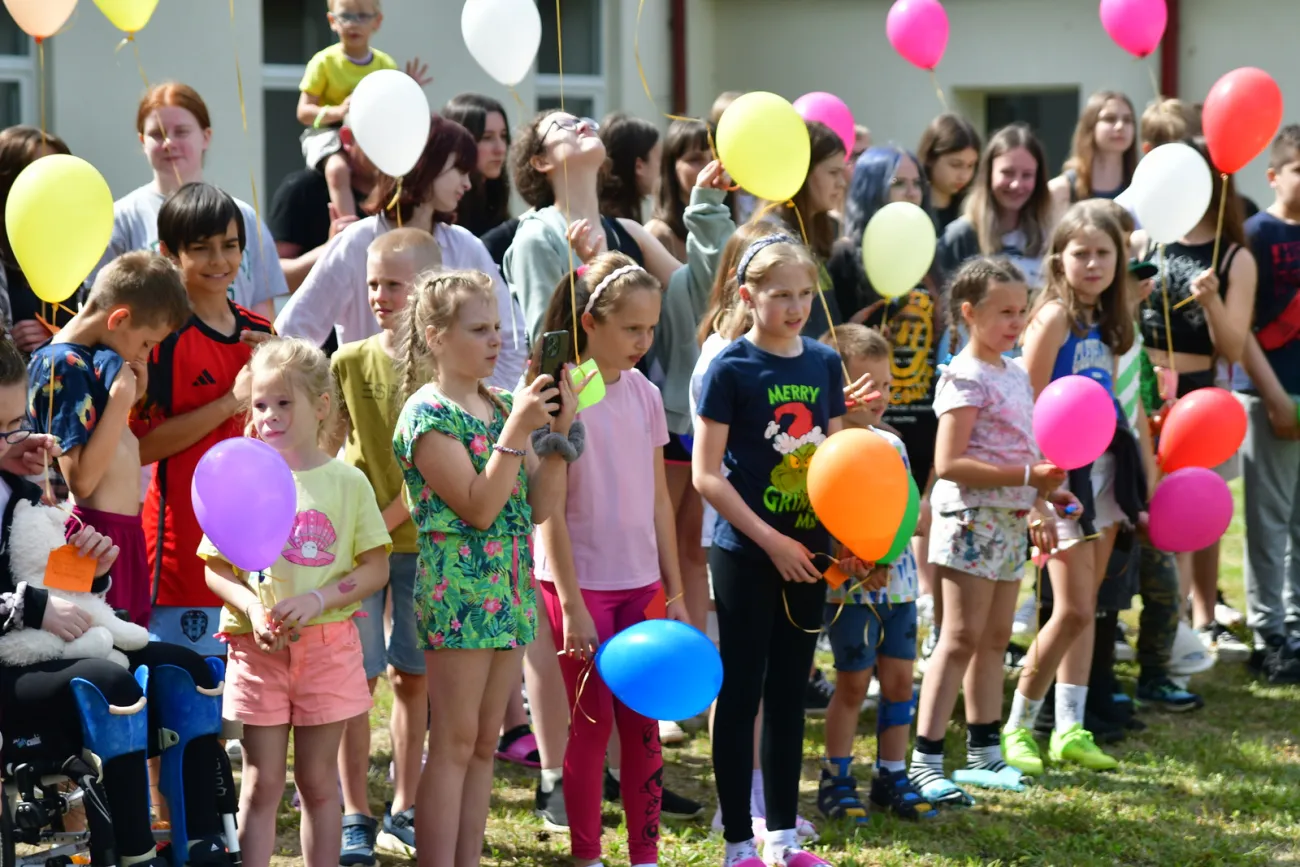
{"left": 0, "top": 8, "right": 38, "bottom": 129}
{"left": 261, "top": 0, "right": 334, "bottom": 198}
{"left": 984, "top": 90, "right": 1081, "bottom": 179}
{"left": 536, "top": 0, "right": 604, "bottom": 119}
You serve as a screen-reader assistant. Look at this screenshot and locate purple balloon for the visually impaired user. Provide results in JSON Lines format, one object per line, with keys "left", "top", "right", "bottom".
{"left": 1148, "top": 467, "right": 1233, "bottom": 553}
{"left": 192, "top": 438, "right": 297, "bottom": 572}
{"left": 1033, "top": 375, "right": 1117, "bottom": 470}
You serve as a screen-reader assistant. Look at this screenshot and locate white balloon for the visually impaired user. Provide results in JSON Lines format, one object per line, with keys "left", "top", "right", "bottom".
{"left": 348, "top": 70, "right": 431, "bottom": 178}
{"left": 462, "top": 0, "right": 542, "bottom": 87}
{"left": 1129, "top": 143, "right": 1214, "bottom": 244}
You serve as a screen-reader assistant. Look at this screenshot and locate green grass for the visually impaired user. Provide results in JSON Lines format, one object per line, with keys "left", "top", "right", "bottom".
{"left": 266, "top": 482, "right": 1300, "bottom": 865}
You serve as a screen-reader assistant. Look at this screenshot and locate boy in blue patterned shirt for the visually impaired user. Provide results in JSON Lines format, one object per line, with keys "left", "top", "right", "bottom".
{"left": 817, "top": 325, "right": 936, "bottom": 822}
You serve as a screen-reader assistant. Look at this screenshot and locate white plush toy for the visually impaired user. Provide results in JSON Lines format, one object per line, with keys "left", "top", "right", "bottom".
{"left": 0, "top": 500, "right": 151, "bottom": 668}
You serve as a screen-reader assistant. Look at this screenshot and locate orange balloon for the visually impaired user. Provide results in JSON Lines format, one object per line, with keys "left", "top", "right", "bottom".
{"left": 807, "top": 428, "right": 909, "bottom": 562}
{"left": 1157, "top": 387, "right": 1247, "bottom": 472}
{"left": 3, "top": 0, "right": 78, "bottom": 40}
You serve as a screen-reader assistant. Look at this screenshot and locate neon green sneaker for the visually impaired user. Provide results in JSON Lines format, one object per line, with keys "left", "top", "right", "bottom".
{"left": 1048, "top": 724, "right": 1118, "bottom": 771}
{"left": 1001, "top": 726, "right": 1044, "bottom": 776}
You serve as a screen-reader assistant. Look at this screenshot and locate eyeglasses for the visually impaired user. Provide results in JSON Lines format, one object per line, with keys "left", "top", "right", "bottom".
{"left": 2, "top": 424, "right": 34, "bottom": 445}
{"left": 334, "top": 11, "right": 377, "bottom": 24}
{"left": 542, "top": 116, "right": 600, "bottom": 139}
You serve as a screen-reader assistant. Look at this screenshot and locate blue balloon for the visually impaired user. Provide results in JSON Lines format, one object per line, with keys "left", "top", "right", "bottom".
{"left": 595, "top": 620, "right": 722, "bottom": 721}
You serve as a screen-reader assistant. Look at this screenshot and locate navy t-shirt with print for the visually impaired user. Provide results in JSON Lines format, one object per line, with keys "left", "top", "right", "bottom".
{"left": 697, "top": 337, "right": 847, "bottom": 558}
{"left": 26, "top": 342, "right": 125, "bottom": 453}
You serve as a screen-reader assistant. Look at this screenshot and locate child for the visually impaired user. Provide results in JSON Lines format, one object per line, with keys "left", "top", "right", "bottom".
{"left": 27, "top": 252, "right": 191, "bottom": 626}
{"left": 202, "top": 337, "right": 392, "bottom": 867}
{"left": 391, "top": 269, "right": 576, "bottom": 867}
{"left": 1006, "top": 204, "right": 1136, "bottom": 773}
{"left": 816, "top": 325, "right": 936, "bottom": 823}
{"left": 693, "top": 234, "right": 873, "bottom": 867}
{"left": 1239, "top": 126, "right": 1300, "bottom": 683}
{"left": 909, "top": 258, "right": 1075, "bottom": 806}
{"left": 534, "top": 252, "right": 686, "bottom": 867}
{"left": 297, "top": 0, "right": 427, "bottom": 219}
{"left": 330, "top": 228, "right": 442, "bottom": 863}
{"left": 132, "top": 183, "right": 275, "bottom": 658}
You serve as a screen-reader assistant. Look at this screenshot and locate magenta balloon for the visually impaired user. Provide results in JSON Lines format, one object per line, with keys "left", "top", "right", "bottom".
{"left": 1099, "top": 0, "right": 1168, "bottom": 59}
{"left": 1148, "top": 468, "right": 1233, "bottom": 553}
{"left": 793, "top": 92, "right": 856, "bottom": 158}
{"left": 191, "top": 438, "right": 298, "bottom": 572}
{"left": 1033, "top": 375, "right": 1118, "bottom": 471}
{"left": 885, "top": 0, "right": 950, "bottom": 71}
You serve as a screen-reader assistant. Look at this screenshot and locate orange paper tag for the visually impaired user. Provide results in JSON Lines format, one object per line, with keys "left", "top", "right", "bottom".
{"left": 43, "top": 545, "right": 96, "bottom": 593}
{"left": 824, "top": 562, "right": 850, "bottom": 589}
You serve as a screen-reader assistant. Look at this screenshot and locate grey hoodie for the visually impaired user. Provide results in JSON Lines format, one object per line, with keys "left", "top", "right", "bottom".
{"left": 503, "top": 188, "right": 734, "bottom": 434}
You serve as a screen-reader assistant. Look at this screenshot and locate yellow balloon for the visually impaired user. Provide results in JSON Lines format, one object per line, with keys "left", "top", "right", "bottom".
{"left": 92, "top": 0, "right": 158, "bottom": 33}
{"left": 5, "top": 155, "right": 114, "bottom": 304}
{"left": 861, "top": 201, "right": 937, "bottom": 299}
{"left": 716, "top": 92, "right": 810, "bottom": 204}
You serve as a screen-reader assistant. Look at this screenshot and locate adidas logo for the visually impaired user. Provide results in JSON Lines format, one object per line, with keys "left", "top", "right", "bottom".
{"left": 191, "top": 369, "right": 217, "bottom": 387}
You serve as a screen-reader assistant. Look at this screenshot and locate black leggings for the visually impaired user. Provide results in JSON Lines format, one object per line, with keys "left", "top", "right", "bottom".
{"left": 710, "top": 545, "right": 823, "bottom": 844}
{"left": 0, "top": 642, "right": 226, "bottom": 856}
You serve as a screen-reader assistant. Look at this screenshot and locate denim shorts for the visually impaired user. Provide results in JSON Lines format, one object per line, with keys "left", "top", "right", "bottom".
{"left": 823, "top": 600, "right": 919, "bottom": 672}
{"left": 357, "top": 552, "right": 426, "bottom": 679}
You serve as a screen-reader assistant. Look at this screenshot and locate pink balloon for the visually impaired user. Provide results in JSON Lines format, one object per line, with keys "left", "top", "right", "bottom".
{"left": 886, "top": 0, "right": 950, "bottom": 71}
{"left": 1099, "top": 0, "right": 1168, "bottom": 59}
{"left": 1148, "top": 468, "right": 1233, "bottom": 553}
{"left": 1033, "top": 375, "right": 1118, "bottom": 471}
{"left": 793, "top": 92, "right": 856, "bottom": 158}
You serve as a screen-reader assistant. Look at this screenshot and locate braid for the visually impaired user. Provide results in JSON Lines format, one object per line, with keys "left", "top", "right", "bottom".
{"left": 400, "top": 289, "right": 427, "bottom": 401}
{"left": 476, "top": 380, "right": 510, "bottom": 424}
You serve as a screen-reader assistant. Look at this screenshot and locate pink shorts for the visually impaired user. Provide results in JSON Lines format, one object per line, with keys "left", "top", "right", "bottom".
{"left": 223, "top": 620, "right": 372, "bottom": 727}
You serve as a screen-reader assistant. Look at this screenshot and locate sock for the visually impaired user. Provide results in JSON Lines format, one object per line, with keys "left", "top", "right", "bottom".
{"left": 908, "top": 735, "right": 945, "bottom": 790}
{"left": 750, "top": 768, "right": 766, "bottom": 819}
{"left": 1004, "top": 691, "right": 1045, "bottom": 732}
{"left": 608, "top": 767, "right": 621, "bottom": 782}
{"left": 540, "top": 767, "right": 563, "bottom": 793}
{"left": 821, "top": 756, "right": 852, "bottom": 778}
{"left": 724, "top": 838, "right": 759, "bottom": 866}
{"left": 966, "top": 721, "right": 1008, "bottom": 772}
{"left": 764, "top": 826, "right": 798, "bottom": 852}
{"left": 1055, "top": 683, "right": 1089, "bottom": 731}
{"left": 877, "top": 758, "right": 907, "bottom": 775}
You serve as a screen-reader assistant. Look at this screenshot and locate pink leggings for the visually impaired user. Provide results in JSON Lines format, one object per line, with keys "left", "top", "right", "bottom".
{"left": 541, "top": 580, "right": 662, "bottom": 865}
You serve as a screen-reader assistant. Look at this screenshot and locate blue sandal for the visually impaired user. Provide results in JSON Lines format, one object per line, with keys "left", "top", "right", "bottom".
{"left": 915, "top": 776, "right": 975, "bottom": 807}
{"left": 952, "top": 766, "right": 1030, "bottom": 793}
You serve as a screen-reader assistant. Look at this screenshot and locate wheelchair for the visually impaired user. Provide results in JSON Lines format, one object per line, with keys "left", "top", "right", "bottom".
{"left": 1, "top": 657, "right": 241, "bottom": 867}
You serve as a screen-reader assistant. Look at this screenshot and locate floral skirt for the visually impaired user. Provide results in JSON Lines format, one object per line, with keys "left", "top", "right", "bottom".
{"left": 414, "top": 533, "right": 536, "bottom": 650}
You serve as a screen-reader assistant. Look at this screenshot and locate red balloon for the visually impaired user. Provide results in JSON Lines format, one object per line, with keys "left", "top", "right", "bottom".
{"left": 1202, "top": 67, "right": 1284, "bottom": 174}
{"left": 1157, "top": 387, "right": 1247, "bottom": 472}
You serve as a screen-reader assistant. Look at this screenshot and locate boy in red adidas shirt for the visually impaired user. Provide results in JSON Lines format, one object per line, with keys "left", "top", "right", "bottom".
{"left": 131, "top": 183, "right": 274, "bottom": 655}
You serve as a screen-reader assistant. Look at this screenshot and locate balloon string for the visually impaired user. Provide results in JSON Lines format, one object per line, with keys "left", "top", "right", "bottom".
{"left": 553, "top": 0, "right": 581, "bottom": 367}
{"left": 37, "top": 39, "right": 46, "bottom": 149}
{"left": 114, "top": 34, "right": 150, "bottom": 89}
{"left": 39, "top": 356, "right": 83, "bottom": 529}
{"left": 1159, "top": 244, "right": 1177, "bottom": 377}
{"left": 387, "top": 178, "right": 404, "bottom": 228}
{"left": 929, "top": 69, "right": 948, "bottom": 111}
{"left": 784, "top": 200, "right": 851, "bottom": 384}
{"left": 228, "top": 0, "right": 265, "bottom": 276}
{"left": 568, "top": 656, "right": 598, "bottom": 725}
{"left": 1172, "top": 174, "right": 1229, "bottom": 311}
{"left": 1147, "top": 60, "right": 1162, "bottom": 102}
{"left": 507, "top": 87, "right": 527, "bottom": 113}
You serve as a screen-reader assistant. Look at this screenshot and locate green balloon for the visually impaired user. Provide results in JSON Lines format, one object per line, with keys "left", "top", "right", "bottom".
{"left": 878, "top": 474, "right": 921, "bottom": 566}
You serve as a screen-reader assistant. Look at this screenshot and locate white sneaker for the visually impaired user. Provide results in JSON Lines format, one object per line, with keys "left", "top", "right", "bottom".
{"left": 1215, "top": 599, "right": 1245, "bottom": 628}
{"left": 1169, "top": 621, "right": 1216, "bottom": 676}
{"left": 224, "top": 740, "right": 242, "bottom": 761}
{"left": 1198, "top": 622, "right": 1251, "bottom": 663}
{"left": 659, "top": 720, "right": 687, "bottom": 745}
{"left": 1012, "top": 595, "right": 1037, "bottom": 636}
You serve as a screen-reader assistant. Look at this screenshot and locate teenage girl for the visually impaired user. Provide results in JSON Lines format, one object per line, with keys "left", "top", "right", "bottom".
{"left": 648, "top": 119, "right": 715, "bottom": 262}
{"left": 535, "top": 252, "right": 688, "bottom": 867}
{"left": 909, "top": 259, "right": 1076, "bottom": 806}
{"left": 938, "top": 124, "right": 1055, "bottom": 291}
{"left": 694, "top": 235, "right": 874, "bottom": 867}
{"left": 598, "top": 113, "right": 662, "bottom": 223}
{"left": 202, "top": 338, "right": 392, "bottom": 867}
{"left": 1134, "top": 138, "right": 1258, "bottom": 656}
{"left": 391, "top": 269, "right": 575, "bottom": 867}
{"left": 1048, "top": 91, "right": 1140, "bottom": 213}
{"left": 442, "top": 93, "right": 513, "bottom": 239}
{"left": 917, "top": 114, "right": 981, "bottom": 233}
{"left": 1003, "top": 204, "right": 1138, "bottom": 774}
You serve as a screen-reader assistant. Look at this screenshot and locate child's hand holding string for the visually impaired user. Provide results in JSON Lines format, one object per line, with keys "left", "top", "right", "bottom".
{"left": 561, "top": 602, "right": 600, "bottom": 661}
{"left": 764, "top": 532, "right": 822, "bottom": 583}
{"left": 551, "top": 364, "right": 593, "bottom": 437}
{"left": 270, "top": 591, "right": 327, "bottom": 634}
{"left": 0, "top": 431, "right": 60, "bottom": 477}
{"left": 1028, "top": 501, "right": 1059, "bottom": 557}
{"left": 843, "top": 371, "right": 882, "bottom": 410}
{"left": 246, "top": 602, "right": 286, "bottom": 653}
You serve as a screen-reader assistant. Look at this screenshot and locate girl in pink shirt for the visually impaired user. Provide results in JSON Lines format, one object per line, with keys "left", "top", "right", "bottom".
{"left": 534, "top": 252, "right": 689, "bottom": 867}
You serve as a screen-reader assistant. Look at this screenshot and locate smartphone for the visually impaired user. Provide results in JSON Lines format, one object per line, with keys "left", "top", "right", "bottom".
{"left": 531, "top": 330, "right": 571, "bottom": 416}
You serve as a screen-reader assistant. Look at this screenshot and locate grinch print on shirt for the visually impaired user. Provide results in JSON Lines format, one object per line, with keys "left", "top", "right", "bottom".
{"left": 762, "top": 384, "right": 826, "bottom": 529}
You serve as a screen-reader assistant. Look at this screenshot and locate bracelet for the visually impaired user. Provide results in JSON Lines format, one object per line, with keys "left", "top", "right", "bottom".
{"left": 492, "top": 443, "right": 527, "bottom": 457}
{"left": 310, "top": 589, "right": 326, "bottom": 619}
{"left": 1023, "top": 465, "right": 1031, "bottom": 487}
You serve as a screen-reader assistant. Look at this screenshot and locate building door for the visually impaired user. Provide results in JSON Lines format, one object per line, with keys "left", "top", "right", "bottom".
{"left": 985, "top": 90, "right": 1081, "bottom": 176}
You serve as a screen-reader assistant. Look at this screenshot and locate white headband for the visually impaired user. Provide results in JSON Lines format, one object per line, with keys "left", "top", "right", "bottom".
{"left": 583, "top": 264, "right": 646, "bottom": 315}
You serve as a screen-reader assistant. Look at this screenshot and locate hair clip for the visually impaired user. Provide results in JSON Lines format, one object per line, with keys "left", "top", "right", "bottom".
{"left": 576, "top": 265, "right": 589, "bottom": 278}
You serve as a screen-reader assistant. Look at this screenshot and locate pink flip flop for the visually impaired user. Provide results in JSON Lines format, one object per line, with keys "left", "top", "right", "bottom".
{"left": 494, "top": 725, "right": 541, "bottom": 768}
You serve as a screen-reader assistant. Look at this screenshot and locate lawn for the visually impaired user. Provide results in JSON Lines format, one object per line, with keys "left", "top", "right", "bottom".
{"left": 264, "top": 484, "right": 1300, "bottom": 866}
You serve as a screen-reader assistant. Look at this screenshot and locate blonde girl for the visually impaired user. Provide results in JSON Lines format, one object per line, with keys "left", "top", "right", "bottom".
{"left": 202, "top": 337, "right": 392, "bottom": 867}
{"left": 1048, "top": 91, "right": 1140, "bottom": 213}
{"left": 391, "top": 270, "right": 577, "bottom": 867}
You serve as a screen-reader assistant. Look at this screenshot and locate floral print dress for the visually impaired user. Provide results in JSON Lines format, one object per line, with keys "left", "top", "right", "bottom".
{"left": 393, "top": 385, "right": 537, "bottom": 650}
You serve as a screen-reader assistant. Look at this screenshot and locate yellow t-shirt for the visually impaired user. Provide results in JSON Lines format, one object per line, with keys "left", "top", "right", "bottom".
{"left": 331, "top": 335, "right": 415, "bottom": 553}
{"left": 198, "top": 458, "right": 392, "bottom": 634}
{"left": 299, "top": 43, "right": 398, "bottom": 109}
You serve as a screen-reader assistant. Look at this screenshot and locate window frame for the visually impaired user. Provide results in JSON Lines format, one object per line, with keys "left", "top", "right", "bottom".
{"left": 0, "top": 37, "right": 39, "bottom": 128}
{"left": 534, "top": 0, "right": 606, "bottom": 119}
